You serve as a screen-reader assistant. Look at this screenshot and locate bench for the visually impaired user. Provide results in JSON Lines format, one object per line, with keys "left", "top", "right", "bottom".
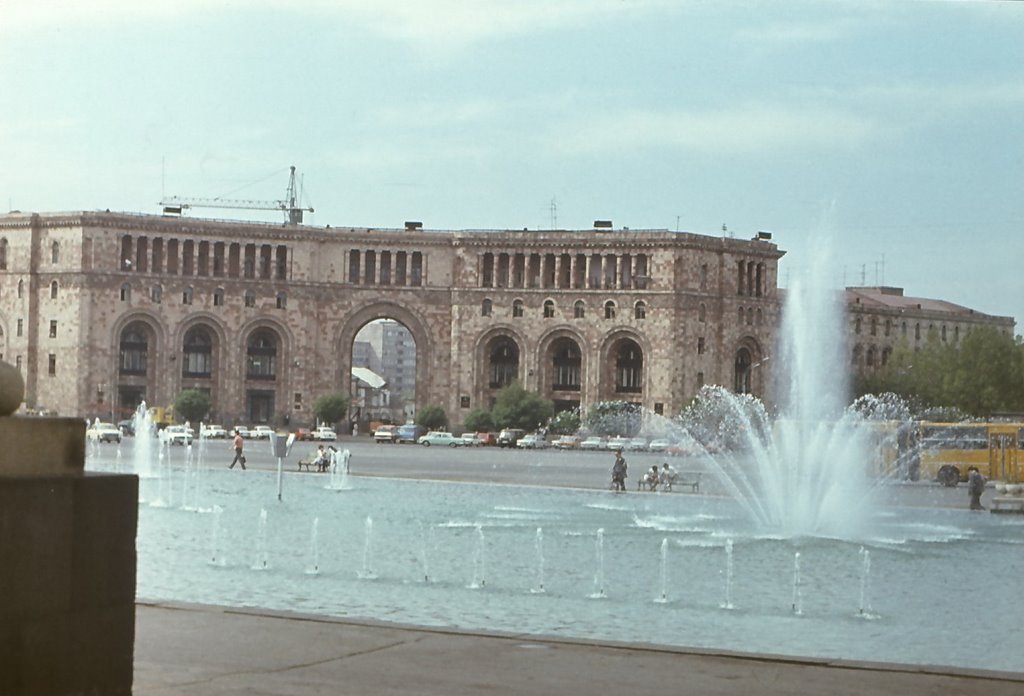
{"left": 298, "top": 457, "right": 330, "bottom": 473}
{"left": 638, "top": 471, "right": 701, "bottom": 493}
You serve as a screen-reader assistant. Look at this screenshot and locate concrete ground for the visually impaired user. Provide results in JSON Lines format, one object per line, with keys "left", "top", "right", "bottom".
{"left": 117, "top": 440, "right": 1019, "bottom": 694}
{"left": 134, "top": 601, "right": 1023, "bottom": 696}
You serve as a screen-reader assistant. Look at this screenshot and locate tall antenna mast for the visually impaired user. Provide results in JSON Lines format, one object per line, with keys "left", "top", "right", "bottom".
{"left": 549, "top": 197, "right": 558, "bottom": 229}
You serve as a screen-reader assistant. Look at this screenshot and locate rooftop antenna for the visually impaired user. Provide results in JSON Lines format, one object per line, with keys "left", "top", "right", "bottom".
{"left": 549, "top": 197, "right": 557, "bottom": 229}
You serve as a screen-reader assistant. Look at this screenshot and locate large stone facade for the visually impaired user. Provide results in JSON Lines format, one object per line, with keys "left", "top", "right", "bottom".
{"left": 0, "top": 211, "right": 782, "bottom": 428}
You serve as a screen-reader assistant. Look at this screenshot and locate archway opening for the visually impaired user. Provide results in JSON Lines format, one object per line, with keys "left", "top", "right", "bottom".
{"left": 351, "top": 318, "right": 418, "bottom": 432}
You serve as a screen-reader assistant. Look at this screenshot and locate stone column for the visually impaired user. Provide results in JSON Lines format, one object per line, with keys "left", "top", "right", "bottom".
{"left": 0, "top": 360, "right": 137, "bottom": 695}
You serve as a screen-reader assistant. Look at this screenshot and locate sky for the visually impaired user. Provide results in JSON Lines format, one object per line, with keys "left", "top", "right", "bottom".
{"left": 2, "top": 0, "right": 1022, "bottom": 330}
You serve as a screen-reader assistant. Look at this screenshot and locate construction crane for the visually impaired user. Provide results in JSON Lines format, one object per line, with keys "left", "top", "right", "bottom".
{"left": 160, "top": 166, "right": 314, "bottom": 224}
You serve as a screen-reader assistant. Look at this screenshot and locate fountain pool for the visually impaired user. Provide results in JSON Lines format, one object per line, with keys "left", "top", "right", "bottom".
{"left": 130, "top": 464, "right": 1024, "bottom": 674}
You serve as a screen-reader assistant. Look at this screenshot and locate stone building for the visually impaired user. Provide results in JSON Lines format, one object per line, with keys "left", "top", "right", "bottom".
{"left": 0, "top": 211, "right": 782, "bottom": 428}
{"left": 845, "top": 286, "right": 1016, "bottom": 373}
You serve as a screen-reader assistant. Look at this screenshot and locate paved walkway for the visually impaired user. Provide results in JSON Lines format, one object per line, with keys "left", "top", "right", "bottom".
{"left": 134, "top": 601, "right": 1023, "bottom": 695}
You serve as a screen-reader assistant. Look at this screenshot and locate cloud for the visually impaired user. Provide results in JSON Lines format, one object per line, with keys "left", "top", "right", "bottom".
{"left": 553, "top": 102, "right": 877, "bottom": 156}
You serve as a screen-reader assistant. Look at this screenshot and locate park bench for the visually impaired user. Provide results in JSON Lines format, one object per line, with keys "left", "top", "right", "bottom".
{"left": 297, "top": 455, "right": 329, "bottom": 472}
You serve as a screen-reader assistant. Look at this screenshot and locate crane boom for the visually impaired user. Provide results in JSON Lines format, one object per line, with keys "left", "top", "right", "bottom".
{"left": 160, "top": 166, "right": 313, "bottom": 224}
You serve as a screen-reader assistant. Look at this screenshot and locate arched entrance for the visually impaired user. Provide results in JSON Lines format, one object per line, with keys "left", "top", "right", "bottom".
{"left": 352, "top": 318, "right": 418, "bottom": 429}
{"left": 116, "top": 318, "right": 159, "bottom": 419}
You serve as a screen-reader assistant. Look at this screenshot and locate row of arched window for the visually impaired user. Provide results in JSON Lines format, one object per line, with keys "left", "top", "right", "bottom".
{"left": 852, "top": 344, "right": 893, "bottom": 369}
{"left": 348, "top": 249, "right": 424, "bottom": 286}
{"left": 737, "top": 260, "right": 766, "bottom": 297}
{"left": 118, "top": 283, "right": 288, "bottom": 309}
{"left": 118, "top": 235, "right": 289, "bottom": 281}
{"left": 480, "top": 252, "right": 650, "bottom": 291}
{"left": 481, "top": 298, "right": 648, "bottom": 320}
{"left": 486, "top": 335, "right": 644, "bottom": 394}
{"left": 119, "top": 322, "right": 283, "bottom": 380}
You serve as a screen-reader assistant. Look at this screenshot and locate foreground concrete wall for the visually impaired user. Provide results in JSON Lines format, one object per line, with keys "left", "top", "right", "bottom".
{"left": 0, "top": 415, "right": 137, "bottom": 695}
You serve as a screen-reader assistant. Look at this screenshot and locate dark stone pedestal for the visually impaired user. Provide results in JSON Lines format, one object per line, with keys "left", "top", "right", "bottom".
{"left": 0, "top": 473, "right": 138, "bottom": 695}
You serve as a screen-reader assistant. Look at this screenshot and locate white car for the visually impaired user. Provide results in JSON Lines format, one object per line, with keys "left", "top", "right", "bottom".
{"left": 626, "top": 437, "right": 649, "bottom": 451}
{"left": 417, "top": 431, "right": 460, "bottom": 447}
{"left": 459, "top": 432, "right": 483, "bottom": 447}
{"left": 580, "top": 436, "right": 606, "bottom": 450}
{"left": 251, "top": 425, "right": 274, "bottom": 439}
{"left": 648, "top": 438, "right": 671, "bottom": 452}
{"left": 160, "top": 425, "right": 193, "bottom": 446}
{"left": 607, "top": 436, "right": 631, "bottom": 451}
{"left": 312, "top": 427, "right": 338, "bottom": 441}
{"left": 233, "top": 426, "right": 253, "bottom": 439}
{"left": 86, "top": 422, "right": 122, "bottom": 443}
{"left": 200, "top": 424, "right": 228, "bottom": 439}
{"left": 516, "top": 434, "right": 548, "bottom": 449}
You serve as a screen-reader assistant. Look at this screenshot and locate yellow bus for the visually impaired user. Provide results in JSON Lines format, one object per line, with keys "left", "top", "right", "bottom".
{"left": 917, "top": 422, "right": 1023, "bottom": 485}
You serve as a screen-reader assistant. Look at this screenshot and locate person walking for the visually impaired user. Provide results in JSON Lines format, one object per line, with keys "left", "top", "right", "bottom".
{"left": 229, "top": 429, "right": 246, "bottom": 470}
{"left": 967, "top": 465, "right": 986, "bottom": 510}
{"left": 611, "top": 448, "right": 628, "bottom": 492}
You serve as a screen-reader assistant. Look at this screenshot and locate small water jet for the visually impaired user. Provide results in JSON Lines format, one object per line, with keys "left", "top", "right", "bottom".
{"left": 720, "top": 538, "right": 734, "bottom": 610}
{"left": 531, "top": 527, "right": 545, "bottom": 594}
{"left": 589, "top": 528, "right": 606, "bottom": 599}
{"left": 358, "top": 516, "right": 376, "bottom": 579}
{"left": 306, "top": 517, "right": 320, "bottom": 575}
{"left": 468, "top": 525, "right": 487, "bottom": 589}
{"left": 791, "top": 552, "right": 803, "bottom": 615}
{"left": 253, "top": 508, "right": 269, "bottom": 570}
{"left": 654, "top": 537, "right": 669, "bottom": 604}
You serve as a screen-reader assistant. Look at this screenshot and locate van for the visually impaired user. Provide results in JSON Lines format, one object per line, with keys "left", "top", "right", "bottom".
{"left": 497, "top": 428, "right": 526, "bottom": 448}
{"left": 396, "top": 424, "right": 426, "bottom": 444}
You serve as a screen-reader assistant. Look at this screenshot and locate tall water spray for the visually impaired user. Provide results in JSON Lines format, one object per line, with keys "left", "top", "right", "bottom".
{"left": 681, "top": 238, "right": 876, "bottom": 538}
{"left": 131, "top": 402, "right": 156, "bottom": 478}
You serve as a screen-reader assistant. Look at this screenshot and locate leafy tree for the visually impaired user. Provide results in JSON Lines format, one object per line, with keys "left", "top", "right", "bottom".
{"left": 174, "top": 389, "right": 210, "bottom": 424}
{"left": 416, "top": 404, "right": 448, "bottom": 430}
{"left": 548, "top": 408, "right": 581, "bottom": 435}
{"left": 463, "top": 408, "right": 495, "bottom": 433}
{"left": 313, "top": 392, "right": 349, "bottom": 427}
{"left": 584, "top": 400, "right": 642, "bottom": 436}
{"left": 491, "top": 381, "right": 553, "bottom": 431}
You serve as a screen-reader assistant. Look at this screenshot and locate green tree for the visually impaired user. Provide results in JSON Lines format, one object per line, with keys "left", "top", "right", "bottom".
{"left": 174, "top": 389, "right": 210, "bottom": 424}
{"left": 491, "top": 381, "right": 553, "bottom": 431}
{"left": 416, "top": 404, "right": 448, "bottom": 430}
{"left": 463, "top": 408, "right": 495, "bottom": 433}
{"left": 585, "top": 400, "right": 642, "bottom": 436}
{"left": 548, "top": 408, "right": 581, "bottom": 435}
{"left": 313, "top": 392, "right": 349, "bottom": 427}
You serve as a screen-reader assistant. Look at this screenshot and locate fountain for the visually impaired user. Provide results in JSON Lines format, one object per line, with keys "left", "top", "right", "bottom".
{"left": 82, "top": 243, "right": 1024, "bottom": 675}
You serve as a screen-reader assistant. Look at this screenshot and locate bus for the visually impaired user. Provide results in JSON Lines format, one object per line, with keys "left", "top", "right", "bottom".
{"left": 917, "top": 422, "right": 1023, "bottom": 485}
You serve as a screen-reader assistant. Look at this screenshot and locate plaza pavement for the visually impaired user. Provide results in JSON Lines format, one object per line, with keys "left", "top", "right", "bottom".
{"left": 128, "top": 440, "right": 1020, "bottom": 694}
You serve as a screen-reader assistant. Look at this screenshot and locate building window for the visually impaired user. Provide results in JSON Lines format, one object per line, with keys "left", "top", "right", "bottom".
{"left": 855, "top": 317, "right": 862, "bottom": 334}
{"left": 604, "top": 301, "right": 615, "bottom": 320}
{"left": 870, "top": 318, "right": 877, "bottom": 336}
{"left": 120, "top": 283, "right": 131, "bottom": 302}
{"left": 543, "top": 299, "right": 555, "bottom": 318}
{"left": 488, "top": 336, "right": 519, "bottom": 388}
{"left": 915, "top": 323, "right": 921, "bottom": 340}
{"left": 51, "top": 241, "right": 60, "bottom": 264}
{"left": 0, "top": 237, "right": 7, "bottom": 269}
{"left": 49, "top": 320, "right": 57, "bottom": 338}
{"left": 119, "top": 323, "right": 149, "bottom": 375}
{"left": 697, "top": 337, "right": 705, "bottom": 355}
{"left": 151, "top": 285, "right": 162, "bottom": 303}
{"left": 699, "top": 264, "right": 708, "bottom": 291}
{"left": 634, "top": 301, "right": 646, "bottom": 320}
{"left": 614, "top": 339, "right": 643, "bottom": 393}
{"left": 276, "top": 291, "right": 287, "bottom": 309}
{"left": 17, "top": 319, "right": 23, "bottom": 337}
{"left": 18, "top": 279, "right": 24, "bottom": 298}
{"left": 244, "top": 290, "right": 256, "bottom": 308}
{"left": 696, "top": 371, "right": 704, "bottom": 389}
{"left": 512, "top": 299, "right": 524, "bottom": 318}
{"left": 482, "top": 299, "right": 492, "bottom": 317}
{"left": 573, "top": 300, "right": 585, "bottom": 319}
{"left": 183, "top": 326, "right": 213, "bottom": 377}
{"left": 551, "top": 338, "right": 581, "bottom": 391}
{"left": 699, "top": 303, "right": 706, "bottom": 322}
{"left": 247, "top": 330, "right": 278, "bottom": 380}
{"left": 213, "top": 287, "right": 224, "bottom": 306}
{"left": 182, "top": 286, "right": 194, "bottom": 305}
{"left": 50, "top": 281, "right": 58, "bottom": 299}
{"left": 48, "top": 354, "right": 56, "bottom": 375}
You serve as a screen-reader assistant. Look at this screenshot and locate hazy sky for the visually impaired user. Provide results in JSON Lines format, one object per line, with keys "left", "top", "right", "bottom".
{"left": 2, "top": 1, "right": 1022, "bottom": 329}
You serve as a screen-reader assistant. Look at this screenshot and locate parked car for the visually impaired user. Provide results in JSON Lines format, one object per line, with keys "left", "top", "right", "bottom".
{"left": 374, "top": 426, "right": 399, "bottom": 444}
{"left": 626, "top": 437, "right": 649, "bottom": 451}
{"left": 497, "top": 428, "right": 526, "bottom": 448}
{"left": 233, "top": 426, "right": 253, "bottom": 439}
{"left": 396, "top": 424, "right": 426, "bottom": 444}
{"left": 292, "top": 427, "right": 312, "bottom": 441}
{"left": 117, "top": 419, "right": 135, "bottom": 436}
{"left": 553, "top": 434, "right": 581, "bottom": 449}
{"left": 200, "top": 424, "right": 228, "bottom": 439}
{"left": 160, "top": 425, "right": 193, "bottom": 446}
{"left": 86, "top": 422, "right": 122, "bottom": 443}
{"left": 647, "top": 438, "right": 671, "bottom": 452}
{"left": 312, "top": 427, "right": 337, "bottom": 441}
{"left": 251, "top": 425, "right": 274, "bottom": 439}
{"left": 580, "top": 436, "right": 606, "bottom": 450}
{"left": 516, "top": 434, "right": 548, "bottom": 449}
{"left": 607, "top": 436, "right": 631, "bottom": 451}
{"left": 417, "top": 431, "right": 460, "bottom": 447}
{"left": 460, "top": 432, "right": 484, "bottom": 447}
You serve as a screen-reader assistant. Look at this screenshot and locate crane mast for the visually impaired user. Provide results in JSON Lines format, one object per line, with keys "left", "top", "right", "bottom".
{"left": 160, "top": 166, "right": 313, "bottom": 224}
